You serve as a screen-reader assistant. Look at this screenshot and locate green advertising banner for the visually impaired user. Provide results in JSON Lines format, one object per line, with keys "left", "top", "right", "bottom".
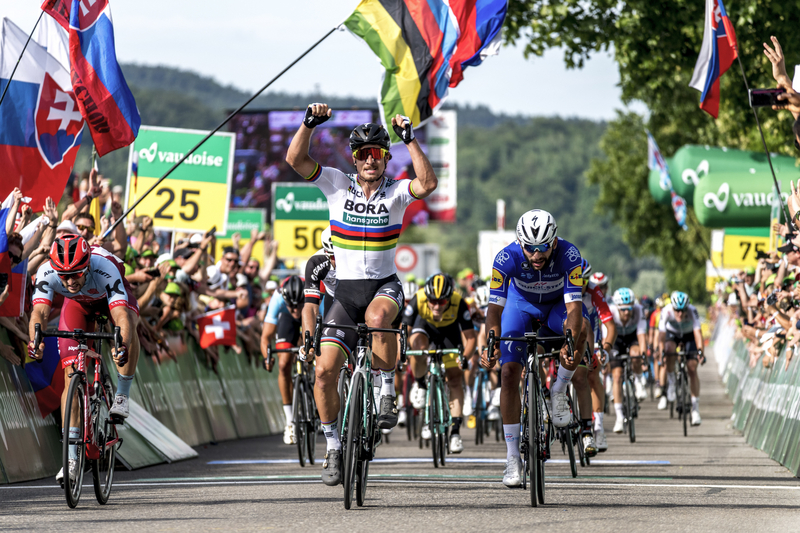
{"left": 187, "top": 337, "right": 239, "bottom": 442}
{"left": 125, "top": 126, "right": 235, "bottom": 234}
{"left": 214, "top": 208, "right": 268, "bottom": 262}
{"left": 693, "top": 172, "right": 791, "bottom": 228}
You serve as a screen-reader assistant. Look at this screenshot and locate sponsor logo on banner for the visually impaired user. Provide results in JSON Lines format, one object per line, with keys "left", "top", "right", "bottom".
{"left": 569, "top": 266, "right": 584, "bottom": 287}
{"left": 490, "top": 269, "right": 504, "bottom": 289}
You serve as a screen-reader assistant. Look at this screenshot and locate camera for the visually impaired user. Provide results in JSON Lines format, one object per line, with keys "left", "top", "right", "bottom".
{"left": 750, "top": 88, "right": 787, "bottom": 108}
{"left": 766, "top": 293, "right": 778, "bottom": 306}
{"left": 756, "top": 250, "right": 770, "bottom": 260}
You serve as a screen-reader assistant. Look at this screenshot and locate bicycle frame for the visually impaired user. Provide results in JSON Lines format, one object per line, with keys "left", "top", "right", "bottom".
{"left": 406, "top": 348, "right": 460, "bottom": 438}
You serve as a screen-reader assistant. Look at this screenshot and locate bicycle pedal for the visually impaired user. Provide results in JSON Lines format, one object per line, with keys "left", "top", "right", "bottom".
{"left": 109, "top": 415, "right": 125, "bottom": 425}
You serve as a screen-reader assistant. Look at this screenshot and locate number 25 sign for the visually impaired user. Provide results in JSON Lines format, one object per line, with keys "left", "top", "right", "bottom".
{"left": 125, "top": 126, "right": 234, "bottom": 233}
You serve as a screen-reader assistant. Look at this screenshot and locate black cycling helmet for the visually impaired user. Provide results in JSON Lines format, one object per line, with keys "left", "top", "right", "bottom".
{"left": 281, "top": 275, "right": 305, "bottom": 307}
{"left": 424, "top": 273, "right": 454, "bottom": 301}
{"left": 349, "top": 123, "right": 391, "bottom": 151}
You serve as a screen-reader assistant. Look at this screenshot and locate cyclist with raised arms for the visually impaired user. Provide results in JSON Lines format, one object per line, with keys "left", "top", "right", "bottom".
{"left": 27, "top": 234, "right": 139, "bottom": 485}
{"left": 286, "top": 103, "right": 437, "bottom": 486}
{"left": 657, "top": 291, "right": 705, "bottom": 425}
{"left": 482, "top": 210, "right": 588, "bottom": 488}
{"left": 580, "top": 260, "right": 616, "bottom": 452}
{"left": 608, "top": 288, "right": 648, "bottom": 433}
{"left": 260, "top": 276, "right": 306, "bottom": 444}
{"left": 403, "top": 273, "right": 477, "bottom": 454}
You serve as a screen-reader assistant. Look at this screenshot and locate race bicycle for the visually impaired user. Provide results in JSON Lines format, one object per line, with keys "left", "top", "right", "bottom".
{"left": 35, "top": 320, "right": 122, "bottom": 509}
{"left": 338, "top": 322, "right": 407, "bottom": 510}
{"left": 405, "top": 347, "right": 463, "bottom": 467}
{"left": 666, "top": 342, "right": 703, "bottom": 437}
{"left": 617, "top": 352, "right": 640, "bottom": 443}
{"left": 488, "top": 323, "right": 574, "bottom": 507}
{"left": 473, "top": 350, "right": 501, "bottom": 445}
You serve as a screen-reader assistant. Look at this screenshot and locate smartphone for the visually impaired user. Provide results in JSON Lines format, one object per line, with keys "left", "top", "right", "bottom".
{"left": 749, "top": 88, "right": 787, "bottom": 108}
{"left": 206, "top": 226, "right": 217, "bottom": 238}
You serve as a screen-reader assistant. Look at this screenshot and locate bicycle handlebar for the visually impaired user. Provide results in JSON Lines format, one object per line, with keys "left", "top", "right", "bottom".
{"left": 332, "top": 322, "right": 408, "bottom": 366}
{"left": 35, "top": 323, "right": 121, "bottom": 344}
{"left": 486, "top": 329, "right": 574, "bottom": 363}
{"left": 405, "top": 349, "right": 462, "bottom": 356}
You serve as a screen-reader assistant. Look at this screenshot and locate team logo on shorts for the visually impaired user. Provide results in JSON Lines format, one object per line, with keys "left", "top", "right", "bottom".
{"left": 568, "top": 266, "right": 584, "bottom": 287}
{"left": 490, "top": 269, "right": 504, "bottom": 290}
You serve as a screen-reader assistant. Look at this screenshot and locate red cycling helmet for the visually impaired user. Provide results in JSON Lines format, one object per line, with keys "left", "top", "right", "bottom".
{"left": 49, "top": 234, "right": 90, "bottom": 272}
{"left": 589, "top": 272, "right": 608, "bottom": 287}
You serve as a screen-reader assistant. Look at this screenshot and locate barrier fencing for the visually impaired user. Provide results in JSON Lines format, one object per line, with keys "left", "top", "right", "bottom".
{"left": 0, "top": 325, "right": 284, "bottom": 483}
{"left": 711, "top": 315, "right": 800, "bottom": 477}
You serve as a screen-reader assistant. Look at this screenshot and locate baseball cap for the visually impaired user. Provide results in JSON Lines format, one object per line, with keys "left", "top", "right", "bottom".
{"left": 164, "top": 282, "right": 182, "bottom": 296}
{"left": 265, "top": 280, "right": 278, "bottom": 291}
{"left": 141, "top": 249, "right": 155, "bottom": 258}
{"left": 744, "top": 266, "right": 756, "bottom": 275}
{"left": 57, "top": 220, "right": 79, "bottom": 234}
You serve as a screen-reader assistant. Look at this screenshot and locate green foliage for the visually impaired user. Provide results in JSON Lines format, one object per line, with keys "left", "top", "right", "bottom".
{"left": 401, "top": 116, "right": 658, "bottom": 288}
{"left": 505, "top": 0, "right": 800, "bottom": 301}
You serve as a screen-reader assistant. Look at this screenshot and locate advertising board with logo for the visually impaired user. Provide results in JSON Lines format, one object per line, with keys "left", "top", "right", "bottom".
{"left": 214, "top": 209, "right": 267, "bottom": 262}
{"left": 126, "top": 126, "right": 234, "bottom": 233}
{"left": 694, "top": 173, "right": 791, "bottom": 228}
{"left": 271, "top": 183, "right": 329, "bottom": 259}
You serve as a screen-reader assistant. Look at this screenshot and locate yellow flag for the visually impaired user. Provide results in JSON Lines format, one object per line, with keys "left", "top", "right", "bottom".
{"left": 90, "top": 196, "right": 102, "bottom": 236}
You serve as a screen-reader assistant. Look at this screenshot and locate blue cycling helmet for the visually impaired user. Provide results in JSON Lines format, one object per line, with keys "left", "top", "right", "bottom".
{"left": 670, "top": 291, "right": 689, "bottom": 310}
{"left": 580, "top": 258, "right": 592, "bottom": 280}
{"left": 612, "top": 288, "right": 635, "bottom": 307}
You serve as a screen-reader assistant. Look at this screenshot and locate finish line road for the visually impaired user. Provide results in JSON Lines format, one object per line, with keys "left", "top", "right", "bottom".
{"left": 1, "top": 355, "right": 797, "bottom": 532}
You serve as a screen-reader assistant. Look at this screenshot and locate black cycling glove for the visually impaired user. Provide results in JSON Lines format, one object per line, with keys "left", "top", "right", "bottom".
{"left": 392, "top": 116, "right": 415, "bottom": 144}
{"left": 304, "top": 104, "right": 331, "bottom": 128}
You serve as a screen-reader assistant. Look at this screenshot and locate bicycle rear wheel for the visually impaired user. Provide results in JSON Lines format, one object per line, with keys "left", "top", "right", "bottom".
{"left": 625, "top": 377, "right": 636, "bottom": 444}
{"left": 294, "top": 376, "right": 307, "bottom": 467}
{"left": 527, "top": 372, "right": 539, "bottom": 507}
{"left": 343, "top": 373, "right": 364, "bottom": 510}
{"left": 474, "top": 376, "right": 484, "bottom": 446}
{"left": 680, "top": 370, "right": 689, "bottom": 437}
{"left": 305, "top": 381, "right": 318, "bottom": 465}
{"left": 356, "top": 384, "right": 374, "bottom": 508}
{"left": 92, "top": 366, "right": 117, "bottom": 504}
{"left": 63, "top": 375, "right": 86, "bottom": 508}
{"left": 337, "top": 367, "right": 350, "bottom": 434}
{"left": 429, "top": 375, "right": 440, "bottom": 468}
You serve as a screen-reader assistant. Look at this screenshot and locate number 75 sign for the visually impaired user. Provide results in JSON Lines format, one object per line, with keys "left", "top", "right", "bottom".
{"left": 125, "top": 126, "right": 235, "bottom": 233}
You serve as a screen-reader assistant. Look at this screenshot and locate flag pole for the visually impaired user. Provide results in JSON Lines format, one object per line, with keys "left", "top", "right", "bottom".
{"left": 731, "top": 51, "right": 794, "bottom": 230}
{"left": 0, "top": 11, "right": 45, "bottom": 109}
{"left": 102, "top": 24, "right": 342, "bottom": 240}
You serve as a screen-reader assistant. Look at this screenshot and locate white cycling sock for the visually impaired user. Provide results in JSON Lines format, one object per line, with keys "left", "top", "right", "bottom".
{"left": 691, "top": 396, "right": 699, "bottom": 409}
{"left": 614, "top": 403, "right": 624, "bottom": 420}
{"left": 667, "top": 373, "right": 676, "bottom": 389}
{"left": 503, "top": 423, "right": 521, "bottom": 460}
{"left": 379, "top": 369, "right": 396, "bottom": 397}
{"left": 283, "top": 404, "right": 292, "bottom": 425}
{"left": 550, "top": 365, "right": 575, "bottom": 395}
{"left": 321, "top": 420, "right": 341, "bottom": 451}
{"left": 68, "top": 427, "right": 80, "bottom": 460}
{"left": 594, "top": 412, "right": 604, "bottom": 431}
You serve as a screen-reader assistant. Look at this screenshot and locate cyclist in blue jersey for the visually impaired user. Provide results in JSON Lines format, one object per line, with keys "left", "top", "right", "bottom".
{"left": 286, "top": 103, "right": 438, "bottom": 486}
{"left": 481, "top": 209, "right": 588, "bottom": 488}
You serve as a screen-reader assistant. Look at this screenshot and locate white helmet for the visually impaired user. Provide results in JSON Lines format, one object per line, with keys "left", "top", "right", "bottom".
{"left": 475, "top": 285, "right": 490, "bottom": 308}
{"left": 516, "top": 209, "right": 557, "bottom": 247}
{"left": 321, "top": 226, "right": 334, "bottom": 255}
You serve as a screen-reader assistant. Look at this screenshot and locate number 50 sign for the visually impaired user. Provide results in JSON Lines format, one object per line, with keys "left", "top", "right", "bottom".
{"left": 125, "top": 126, "right": 234, "bottom": 233}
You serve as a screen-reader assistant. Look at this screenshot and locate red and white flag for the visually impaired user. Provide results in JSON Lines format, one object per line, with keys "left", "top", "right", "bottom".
{"left": 197, "top": 305, "right": 237, "bottom": 349}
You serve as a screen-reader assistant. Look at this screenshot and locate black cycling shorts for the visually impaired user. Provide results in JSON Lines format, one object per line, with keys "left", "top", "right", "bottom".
{"left": 275, "top": 311, "right": 302, "bottom": 346}
{"left": 411, "top": 315, "right": 462, "bottom": 351}
{"left": 321, "top": 275, "right": 404, "bottom": 357}
{"left": 609, "top": 332, "right": 641, "bottom": 369}
{"left": 665, "top": 331, "right": 699, "bottom": 360}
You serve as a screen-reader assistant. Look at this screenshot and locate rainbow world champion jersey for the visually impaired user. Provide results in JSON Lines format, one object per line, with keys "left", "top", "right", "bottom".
{"left": 305, "top": 164, "right": 421, "bottom": 280}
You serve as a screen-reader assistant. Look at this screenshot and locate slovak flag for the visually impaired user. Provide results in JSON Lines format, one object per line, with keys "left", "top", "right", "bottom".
{"left": 41, "top": 0, "right": 140, "bottom": 156}
{"left": 689, "top": 0, "right": 738, "bottom": 119}
{"left": 197, "top": 306, "right": 237, "bottom": 349}
{"left": 0, "top": 18, "right": 84, "bottom": 212}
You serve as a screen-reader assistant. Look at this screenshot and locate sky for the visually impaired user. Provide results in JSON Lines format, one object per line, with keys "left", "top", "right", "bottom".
{"left": 3, "top": 1, "right": 646, "bottom": 121}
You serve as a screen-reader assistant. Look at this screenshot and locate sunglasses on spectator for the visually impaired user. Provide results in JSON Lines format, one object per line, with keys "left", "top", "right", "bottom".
{"left": 429, "top": 298, "right": 449, "bottom": 306}
{"left": 522, "top": 242, "right": 553, "bottom": 254}
{"left": 8, "top": 252, "right": 21, "bottom": 264}
{"left": 58, "top": 268, "right": 89, "bottom": 280}
{"left": 223, "top": 255, "right": 238, "bottom": 263}
{"left": 353, "top": 147, "right": 389, "bottom": 161}
{"left": 76, "top": 224, "right": 95, "bottom": 232}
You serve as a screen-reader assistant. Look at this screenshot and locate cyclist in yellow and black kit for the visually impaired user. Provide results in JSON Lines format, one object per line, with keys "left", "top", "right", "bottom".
{"left": 402, "top": 273, "right": 477, "bottom": 453}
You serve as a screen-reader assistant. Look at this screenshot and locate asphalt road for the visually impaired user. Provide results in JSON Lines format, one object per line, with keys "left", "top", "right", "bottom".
{"left": 1, "top": 353, "right": 798, "bottom": 532}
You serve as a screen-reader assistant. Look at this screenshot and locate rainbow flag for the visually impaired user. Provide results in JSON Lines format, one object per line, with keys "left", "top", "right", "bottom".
{"left": 345, "top": 0, "right": 507, "bottom": 140}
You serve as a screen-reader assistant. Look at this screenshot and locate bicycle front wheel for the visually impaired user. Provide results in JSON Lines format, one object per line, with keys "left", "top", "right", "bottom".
{"left": 626, "top": 378, "right": 636, "bottom": 444}
{"left": 680, "top": 370, "right": 689, "bottom": 437}
{"left": 293, "top": 375, "right": 307, "bottom": 467}
{"left": 474, "top": 375, "right": 484, "bottom": 446}
{"left": 429, "top": 375, "right": 440, "bottom": 468}
{"left": 92, "top": 367, "right": 117, "bottom": 504}
{"left": 343, "top": 373, "right": 364, "bottom": 510}
{"left": 337, "top": 366, "right": 350, "bottom": 433}
{"left": 527, "top": 372, "right": 539, "bottom": 507}
{"left": 63, "top": 374, "right": 86, "bottom": 508}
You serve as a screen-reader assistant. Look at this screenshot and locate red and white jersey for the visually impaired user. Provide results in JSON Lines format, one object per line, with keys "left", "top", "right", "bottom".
{"left": 583, "top": 283, "right": 613, "bottom": 324}
{"left": 32, "top": 247, "right": 137, "bottom": 312}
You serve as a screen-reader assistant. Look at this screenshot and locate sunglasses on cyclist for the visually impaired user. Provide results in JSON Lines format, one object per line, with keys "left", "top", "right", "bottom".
{"left": 428, "top": 297, "right": 449, "bottom": 306}
{"left": 57, "top": 268, "right": 89, "bottom": 280}
{"left": 353, "top": 147, "right": 389, "bottom": 161}
{"left": 76, "top": 224, "right": 95, "bottom": 233}
{"left": 522, "top": 241, "right": 553, "bottom": 254}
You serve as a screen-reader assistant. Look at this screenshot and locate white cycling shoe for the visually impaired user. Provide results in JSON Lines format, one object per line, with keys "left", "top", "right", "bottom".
{"left": 691, "top": 408, "right": 702, "bottom": 426}
{"left": 503, "top": 456, "right": 523, "bottom": 488}
{"left": 421, "top": 424, "right": 432, "bottom": 440}
{"left": 109, "top": 395, "right": 130, "bottom": 419}
{"left": 397, "top": 409, "right": 407, "bottom": 427}
{"left": 634, "top": 380, "right": 647, "bottom": 402}
{"left": 55, "top": 459, "right": 78, "bottom": 485}
{"left": 595, "top": 429, "right": 608, "bottom": 451}
{"left": 582, "top": 434, "right": 598, "bottom": 456}
{"left": 657, "top": 396, "right": 668, "bottom": 410}
{"left": 410, "top": 383, "right": 426, "bottom": 410}
{"left": 487, "top": 405, "right": 500, "bottom": 421}
{"left": 449, "top": 433, "right": 463, "bottom": 454}
{"left": 283, "top": 424, "right": 296, "bottom": 445}
{"left": 550, "top": 391, "right": 570, "bottom": 428}
{"left": 613, "top": 417, "right": 624, "bottom": 433}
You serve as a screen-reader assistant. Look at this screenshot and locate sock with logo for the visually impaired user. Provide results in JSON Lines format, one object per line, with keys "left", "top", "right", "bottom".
{"left": 503, "top": 423, "right": 521, "bottom": 460}
{"left": 116, "top": 373, "right": 134, "bottom": 398}
{"left": 451, "top": 417, "right": 463, "bottom": 435}
{"left": 321, "top": 420, "right": 341, "bottom": 451}
{"left": 550, "top": 365, "right": 575, "bottom": 395}
{"left": 379, "top": 369, "right": 396, "bottom": 397}
{"left": 68, "top": 427, "right": 80, "bottom": 460}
